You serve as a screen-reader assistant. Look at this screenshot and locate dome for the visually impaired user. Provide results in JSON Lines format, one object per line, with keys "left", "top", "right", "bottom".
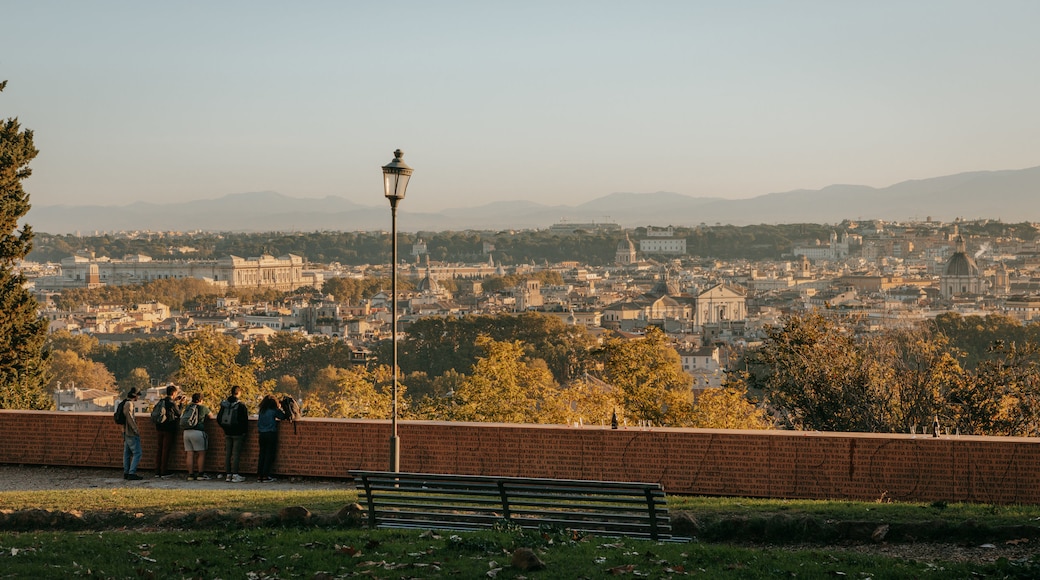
{"left": 945, "top": 253, "right": 979, "bottom": 277}
{"left": 416, "top": 273, "right": 441, "bottom": 293}
{"left": 944, "top": 235, "right": 979, "bottom": 277}
{"left": 617, "top": 237, "right": 635, "bottom": 252}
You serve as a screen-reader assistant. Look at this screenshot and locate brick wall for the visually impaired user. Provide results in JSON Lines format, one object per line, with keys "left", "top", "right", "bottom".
{"left": 3, "top": 411, "right": 1040, "bottom": 504}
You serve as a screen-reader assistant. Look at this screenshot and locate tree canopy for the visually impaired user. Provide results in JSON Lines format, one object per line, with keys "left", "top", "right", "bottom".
{"left": 0, "top": 80, "right": 50, "bottom": 409}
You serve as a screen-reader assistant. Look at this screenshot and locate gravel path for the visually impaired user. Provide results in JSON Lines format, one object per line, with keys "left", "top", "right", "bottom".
{"left": 0, "top": 464, "right": 354, "bottom": 492}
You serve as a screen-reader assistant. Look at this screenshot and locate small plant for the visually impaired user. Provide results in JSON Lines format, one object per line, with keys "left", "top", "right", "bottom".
{"left": 490, "top": 518, "right": 522, "bottom": 533}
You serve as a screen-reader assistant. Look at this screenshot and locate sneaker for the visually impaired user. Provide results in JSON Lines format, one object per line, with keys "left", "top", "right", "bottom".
{"left": 153, "top": 473, "right": 162, "bottom": 478}
{"left": 196, "top": 473, "right": 212, "bottom": 480}
{"left": 231, "top": 474, "right": 246, "bottom": 483}
{"left": 186, "top": 475, "right": 195, "bottom": 481}
{"left": 225, "top": 474, "right": 232, "bottom": 482}
{"left": 261, "top": 476, "right": 276, "bottom": 483}
{"left": 160, "top": 474, "right": 174, "bottom": 479}
{"left": 125, "top": 473, "right": 143, "bottom": 481}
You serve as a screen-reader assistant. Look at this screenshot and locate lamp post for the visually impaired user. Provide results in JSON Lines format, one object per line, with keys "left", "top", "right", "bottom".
{"left": 382, "top": 149, "right": 412, "bottom": 472}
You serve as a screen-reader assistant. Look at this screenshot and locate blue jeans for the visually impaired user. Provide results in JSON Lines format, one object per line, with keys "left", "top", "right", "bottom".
{"left": 123, "top": 434, "right": 142, "bottom": 475}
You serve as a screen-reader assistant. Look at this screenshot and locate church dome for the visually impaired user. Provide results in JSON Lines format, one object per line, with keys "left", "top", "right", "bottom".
{"left": 617, "top": 237, "right": 636, "bottom": 252}
{"left": 945, "top": 253, "right": 979, "bottom": 277}
{"left": 416, "top": 273, "right": 440, "bottom": 293}
{"left": 944, "top": 236, "right": 979, "bottom": 277}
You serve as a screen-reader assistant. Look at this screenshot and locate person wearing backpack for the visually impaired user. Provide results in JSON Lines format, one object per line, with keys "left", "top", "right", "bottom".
{"left": 180, "top": 392, "right": 215, "bottom": 481}
{"left": 119, "top": 388, "right": 143, "bottom": 481}
{"left": 216, "top": 386, "right": 249, "bottom": 483}
{"left": 256, "top": 394, "right": 286, "bottom": 483}
{"left": 150, "top": 384, "right": 184, "bottom": 478}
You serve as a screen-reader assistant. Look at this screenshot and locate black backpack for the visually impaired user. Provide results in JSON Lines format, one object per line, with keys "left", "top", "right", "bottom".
{"left": 281, "top": 396, "right": 301, "bottom": 433}
{"left": 180, "top": 403, "right": 203, "bottom": 430}
{"left": 218, "top": 399, "right": 244, "bottom": 431}
{"left": 113, "top": 399, "right": 128, "bottom": 425}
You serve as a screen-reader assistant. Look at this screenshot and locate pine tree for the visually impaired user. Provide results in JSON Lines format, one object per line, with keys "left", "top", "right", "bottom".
{"left": 0, "top": 80, "right": 50, "bottom": 409}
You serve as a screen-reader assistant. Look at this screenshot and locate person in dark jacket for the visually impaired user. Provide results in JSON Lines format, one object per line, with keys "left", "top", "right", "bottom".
{"left": 152, "top": 384, "right": 183, "bottom": 478}
{"left": 256, "top": 395, "right": 286, "bottom": 483}
{"left": 217, "top": 386, "right": 249, "bottom": 483}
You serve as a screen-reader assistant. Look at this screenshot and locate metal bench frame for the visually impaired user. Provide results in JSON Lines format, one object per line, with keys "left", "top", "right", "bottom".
{"left": 350, "top": 470, "right": 672, "bottom": 541}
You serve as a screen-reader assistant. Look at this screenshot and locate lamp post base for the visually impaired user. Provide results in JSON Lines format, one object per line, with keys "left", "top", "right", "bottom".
{"left": 389, "top": 435, "right": 400, "bottom": 472}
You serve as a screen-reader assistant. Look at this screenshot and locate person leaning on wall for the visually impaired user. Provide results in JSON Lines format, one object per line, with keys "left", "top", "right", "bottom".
{"left": 121, "top": 387, "right": 143, "bottom": 480}
{"left": 256, "top": 394, "right": 286, "bottom": 483}
{"left": 216, "top": 386, "right": 249, "bottom": 483}
{"left": 151, "top": 383, "right": 184, "bottom": 478}
{"left": 180, "top": 392, "right": 216, "bottom": 481}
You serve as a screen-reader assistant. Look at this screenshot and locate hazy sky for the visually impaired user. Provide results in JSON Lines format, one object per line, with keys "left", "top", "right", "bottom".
{"left": 3, "top": 1, "right": 1039, "bottom": 212}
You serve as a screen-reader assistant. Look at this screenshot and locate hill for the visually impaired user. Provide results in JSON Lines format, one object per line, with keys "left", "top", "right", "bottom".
{"left": 28, "top": 166, "right": 1040, "bottom": 233}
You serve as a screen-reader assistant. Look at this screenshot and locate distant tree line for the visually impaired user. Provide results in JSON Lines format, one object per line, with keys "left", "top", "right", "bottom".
{"left": 35, "top": 220, "right": 1040, "bottom": 266}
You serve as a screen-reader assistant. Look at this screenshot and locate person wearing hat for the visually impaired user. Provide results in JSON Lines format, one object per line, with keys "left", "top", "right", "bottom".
{"left": 152, "top": 383, "right": 184, "bottom": 478}
{"left": 122, "top": 387, "right": 143, "bottom": 481}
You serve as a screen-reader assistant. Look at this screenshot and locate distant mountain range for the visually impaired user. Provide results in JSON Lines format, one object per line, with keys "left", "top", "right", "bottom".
{"left": 28, "top": 166, "right": 1040, "bottom": 234}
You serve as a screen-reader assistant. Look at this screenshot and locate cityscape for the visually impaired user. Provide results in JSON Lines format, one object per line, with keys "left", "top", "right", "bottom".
{"left": 16, "top": 214, "right": 1040, "bottom": 431}
{"left": 6, "top": 2, "right": 1040, "bottom": 574}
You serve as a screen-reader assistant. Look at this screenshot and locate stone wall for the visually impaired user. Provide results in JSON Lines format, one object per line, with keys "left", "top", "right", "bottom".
{"left": 2, "top": 410, "right": 1039, "bottom": 504}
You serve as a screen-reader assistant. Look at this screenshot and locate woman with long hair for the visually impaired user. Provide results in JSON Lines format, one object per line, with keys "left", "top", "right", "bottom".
{"left": 256, "top": 394, "right": 286, "bottom": 482}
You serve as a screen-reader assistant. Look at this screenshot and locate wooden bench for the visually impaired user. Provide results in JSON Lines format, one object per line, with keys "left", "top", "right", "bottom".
{"left": 349, "top": 470, "right": 673, "bottom": 541}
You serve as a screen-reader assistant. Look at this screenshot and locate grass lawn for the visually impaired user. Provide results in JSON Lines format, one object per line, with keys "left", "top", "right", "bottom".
{"left": 2, "top": 527, "right": 1029, "bottom": 579}
{"left": 2, "top": 490, "right": 1040, "bottom": 578}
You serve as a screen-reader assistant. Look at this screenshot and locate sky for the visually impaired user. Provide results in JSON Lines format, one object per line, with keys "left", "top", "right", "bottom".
{"left": 3, "top": 1, "right": 1039, "bottom": 213}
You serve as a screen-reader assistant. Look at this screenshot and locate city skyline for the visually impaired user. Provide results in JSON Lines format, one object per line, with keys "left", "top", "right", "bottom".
{"left": 4, "top": 1, "right": 1039, "bottom": 213}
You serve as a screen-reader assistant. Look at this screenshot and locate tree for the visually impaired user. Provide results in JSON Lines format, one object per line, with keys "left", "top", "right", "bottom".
{"left": 305, "top": 365, "right": 392, "bottom": 419}
{"left": 446, "top": 336, "right": 565, "bottom": 424}
{"left": 599, "top": 327, "right": 693, "bottom": 426}
{"left": 750, "top": 313, "right": 887, "bottom": 432}
{"left": 172, "top": 328, "right": 260, "bottom": 406}
{"left": 93, "top": 335, "right": 182, "bottom": 383}
{"left": 44, "top": 330, "right": 100, "bottom": 359}
{"left": 954, "top": 340, "right": 1040, "bottom": 436}
{"left": 45, "top": 350, "right": 117, "bottom": 394}
{"left": 690, "top": 373, "right": 771, "bottom": 429}
{"left": 867, "top": 328, "right": 966, "bottom": 433}
{"left": 118, "top": 367, "right": 153, "bottom": 395}
{"left": 249, "top": 333, "right": 354, "bottom": 392}
{"left": 399, "top": 312, "right": 595, "bottom": 384}
{"left": 559, "top": 375, "right": 618, "bottom": 427}
{"left": 0, "top": 80, "right": 50, "bottom": 409}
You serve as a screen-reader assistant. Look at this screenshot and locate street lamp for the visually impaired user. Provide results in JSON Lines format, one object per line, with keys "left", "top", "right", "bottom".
{"left": 382, "top": 148, "right": 412, "bottom": 472}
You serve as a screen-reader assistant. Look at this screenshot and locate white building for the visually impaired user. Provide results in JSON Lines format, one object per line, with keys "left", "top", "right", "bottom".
{"left": 639, "top": 238, "right": 687, "bottom": 254}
